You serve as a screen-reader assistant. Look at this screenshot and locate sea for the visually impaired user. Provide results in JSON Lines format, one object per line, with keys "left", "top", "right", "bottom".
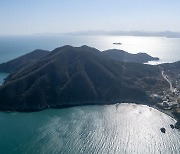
{"left": 0, "top": 35, "right": 180, "bottom": 64}
{"left": 0, "top": 35, "right": 180, "bottom": 154}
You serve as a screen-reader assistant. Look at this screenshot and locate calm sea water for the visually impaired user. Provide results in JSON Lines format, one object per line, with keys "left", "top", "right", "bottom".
{"left": 0, "top": 35, "right": 180, "bottom": 153}
{"left": 0, "top": 35, "right": 180, "bottom": 64}
{"left": 0, "top": 104, "right": 179, "bottom": 154}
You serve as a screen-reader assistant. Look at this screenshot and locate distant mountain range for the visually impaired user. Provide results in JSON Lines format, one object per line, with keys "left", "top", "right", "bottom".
{"left": 0, "top": 45, "right": 168, "bottom": 111}
{"left": 63, "top": 30, "right": 180, "bottom": 38}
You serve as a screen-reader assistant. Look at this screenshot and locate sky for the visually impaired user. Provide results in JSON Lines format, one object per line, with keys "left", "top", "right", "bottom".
{"left": 0, "top": 0, "right": 180, "bottom": 35}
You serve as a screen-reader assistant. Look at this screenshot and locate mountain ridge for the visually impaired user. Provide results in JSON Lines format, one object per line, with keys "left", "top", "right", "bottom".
{"left": 0, "top": 46, "right": 159, "bottom": 75}
{"left": 0, "top": 49, "right": 50, "bottom": 73}
{"left": 102, "top": 49, "right": 159, "bottom": 63}
{"left": 0, "top": 45, "right": 166, "bottom": 111}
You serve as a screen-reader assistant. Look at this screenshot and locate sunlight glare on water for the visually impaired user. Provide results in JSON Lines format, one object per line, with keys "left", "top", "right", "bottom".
{"left": 0, "top": 103, "right": 179, "bottom": 154}
{"left": 100, "top": 36, "right": 180, "bottom": 63}
{"left": 0, "top": 35, "right": 180, "bottom": 64}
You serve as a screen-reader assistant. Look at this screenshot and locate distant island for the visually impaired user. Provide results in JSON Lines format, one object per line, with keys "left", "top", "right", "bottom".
{"left": 63, "top": 30, "right": 180, "bottom": 38}
{"left": 0, "top": 45, "right": 179, "bottom": 127}
{"left": 113, "top": 42, "right": 122, "bottom": 45}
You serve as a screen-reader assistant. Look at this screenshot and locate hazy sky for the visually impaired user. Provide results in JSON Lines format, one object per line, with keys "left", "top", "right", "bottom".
{"left": 0, "top": 0, "right": 180, "bottom": 35}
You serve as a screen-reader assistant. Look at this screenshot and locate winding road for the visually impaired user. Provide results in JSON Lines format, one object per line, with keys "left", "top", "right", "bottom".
{"left": 162, "top": 71, "right": 174, "bottom": 92}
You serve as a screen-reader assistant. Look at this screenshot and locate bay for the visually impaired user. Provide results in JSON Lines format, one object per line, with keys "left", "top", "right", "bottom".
{"left": 0, "top": 104, "right": 179, "bottom": 154}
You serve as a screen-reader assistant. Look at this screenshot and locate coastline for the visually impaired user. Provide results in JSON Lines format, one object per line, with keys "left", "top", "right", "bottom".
{"left": 1, "top": 100, "right": 179, "bottom": 128}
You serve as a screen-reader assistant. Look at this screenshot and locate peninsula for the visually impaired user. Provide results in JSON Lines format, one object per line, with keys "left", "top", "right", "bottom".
{"left": 0, "top": 45, "right": 165, "bottom": 111}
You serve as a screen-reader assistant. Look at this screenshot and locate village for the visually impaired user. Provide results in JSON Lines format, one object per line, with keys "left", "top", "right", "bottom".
{"left": 158, "top": 71, "right": 180, "bottom": 109}
{"left": 152, "top": 70, "right": 180, "bottom": 128}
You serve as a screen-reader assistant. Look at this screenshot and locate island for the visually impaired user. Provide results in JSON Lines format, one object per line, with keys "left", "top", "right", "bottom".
{"left": 113, "top": 42, "right": 122, "bottom": 45}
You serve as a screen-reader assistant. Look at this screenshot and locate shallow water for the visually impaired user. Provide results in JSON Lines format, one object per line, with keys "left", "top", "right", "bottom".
{"left": 0, "top": 104, "right": 179, "bottom": 154}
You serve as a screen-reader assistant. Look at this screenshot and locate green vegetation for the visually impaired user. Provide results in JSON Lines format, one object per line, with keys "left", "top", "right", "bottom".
{"left": 0, "top": 46, "right": 168, "bottom": 111}
{"left": 0, "top": 49, "right": 49, "bottom": 73}
{"left": 102, "top": 49, "right": 159, "bottom": 63}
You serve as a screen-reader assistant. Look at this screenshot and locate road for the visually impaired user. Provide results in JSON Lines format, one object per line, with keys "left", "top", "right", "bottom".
{"left": 162, "top": 71, "right": 174, "bottom": 92}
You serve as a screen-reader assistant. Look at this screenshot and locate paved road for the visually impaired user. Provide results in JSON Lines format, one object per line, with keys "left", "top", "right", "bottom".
{"left": 162, "top": 71, "right": 174, "bottom": 92}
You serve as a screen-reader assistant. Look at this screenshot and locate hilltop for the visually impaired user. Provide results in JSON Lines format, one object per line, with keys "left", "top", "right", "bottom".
{"left": 102, "top": 49, "right": 159, "bottom": 63}
{"left": 0, "top": 48, "right": 159, "bottom": 74}
{"left": 0, "top": 49, "right": 50, "bottom": 73}
{"left": 0, "top": 45, "right": 166, "bottom": 111}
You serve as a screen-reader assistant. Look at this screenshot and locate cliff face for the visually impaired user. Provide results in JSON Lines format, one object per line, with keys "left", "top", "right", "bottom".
{"left": 102, "top": 49, "right": 159, "bottom": 63}
{"left": 0, "top": 49, "right": 50, "bottom": 73}
{"left": 0, "top": 46, "right": 164, "bottom": 111}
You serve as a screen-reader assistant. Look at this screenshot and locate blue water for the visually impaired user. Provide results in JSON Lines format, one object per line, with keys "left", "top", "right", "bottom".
{"left": 0, "top": 35, "right": 180, "bottom": 64}
{"left": 0, "top": 104, "right": 179, "bottom": 154}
